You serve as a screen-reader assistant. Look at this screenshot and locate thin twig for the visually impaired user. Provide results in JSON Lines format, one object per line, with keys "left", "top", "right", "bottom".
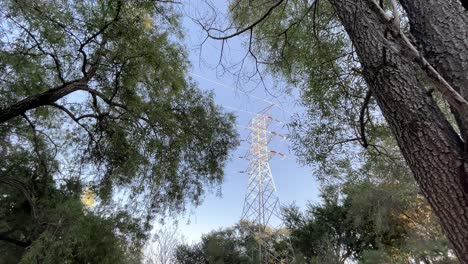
{"left": 359, "top": 90, "right": 372, "bottom": 148}
{"left": 203, "top": 0, "right": 286, "bottom": 40}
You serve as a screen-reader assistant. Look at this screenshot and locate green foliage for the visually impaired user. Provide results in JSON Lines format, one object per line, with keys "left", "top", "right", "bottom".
{"left": 19, "top": 200, "right": 137, "bottom": 264}
{"left": 175, "top": 221, "right": 293, "bottom": 264}
{"left": 281, "top": 141, "right": 454, "bottom": 263}
{"left": 284, "top": 199, "right": 382, "bottom": 263}
{"left": 174, "top": 186, "right": 453, "bottom": 264}
{"left": 0, "top": 0, "right": 238, "bottom": 262}
{"left": 359, "top": 250, "right": 394, "bottom": 264}
{"left": 340, "top": 146, "right": 455, "bottom": 263}
{"left": 174, "top": 244, "right": 207, "bottom": 264}
{"left": 283, "top": 177, "right": 456, "bottom": 264}
{"left": 0, "top": 136, "right": 143, "bottom": 263}
{"left": 228, "top": 0, "right": 375, "bottom": 178}
{"left": 0, "top": 0, "right": 238, "bottom": 216}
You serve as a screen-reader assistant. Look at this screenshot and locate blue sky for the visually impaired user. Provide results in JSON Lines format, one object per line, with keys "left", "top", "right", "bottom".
{"left": 171, "top": 0, "right": 321, "bottom": 243}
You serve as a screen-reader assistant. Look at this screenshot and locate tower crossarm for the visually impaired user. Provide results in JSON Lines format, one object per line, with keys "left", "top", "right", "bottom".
{"left": 240, "top": 109, "right": 295, "bottom": 264}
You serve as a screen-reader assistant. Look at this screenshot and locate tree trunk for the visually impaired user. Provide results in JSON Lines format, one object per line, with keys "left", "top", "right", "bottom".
{"left": 399, "top": 0, "right": 468, "bottom": 96}
{"left": 399, "top": 0, "right": 468, "bottom": 144}
{"left": 328, "top": 0, "right": 468, "bottom": 262}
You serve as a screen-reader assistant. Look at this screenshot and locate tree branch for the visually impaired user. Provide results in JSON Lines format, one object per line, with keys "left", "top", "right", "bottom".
{"left": 202, "top": 0, "right": 286, "bottom": 40}
{"left": 49, "top": 103, "right": 96, "bottom": 141}
{"left": 0, "top": 176, "right": 38, "bottom": 231}
{"left": 78, "top": 0, "right": 122, "bottom": 78}
{"left": 0, "top": 232, "right": 31, "bottom": 248}
{"left": 9, "top": 16, "right": 66, "bottom": 83}
{"left": 359, "top": 90, "right": 372, "bottom": 148}
{"left": 0, "top": 80, "right": 88, "bottom": 124}
{"left": 21, "top": 113, "right": 49, "bottom": 178}
{"left": 0, "top": 38, "right": 100, "bottom": 125}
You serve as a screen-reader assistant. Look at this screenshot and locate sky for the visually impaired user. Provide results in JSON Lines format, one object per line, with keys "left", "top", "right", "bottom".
{"left": 167, "top": 0, "right": 321, "bottom": 243}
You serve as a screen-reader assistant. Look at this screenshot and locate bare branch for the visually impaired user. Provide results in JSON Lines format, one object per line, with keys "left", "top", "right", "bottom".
{"left": 202, "top": 0, "right": 286, "bottom": 40}
{"left": 359, "top": 90, "right": 372, "bottom": 148}
{"left": 154, "top": 0, "right": 182, "bottom": 3}
{"left": 49, "top": 103, "right": 95, "bottom": 143}
{"left": 389, "top": 0, "right": 400, "bottom": 29}
{"left": 312, "top": 0, "right": 321, "bottom": 42}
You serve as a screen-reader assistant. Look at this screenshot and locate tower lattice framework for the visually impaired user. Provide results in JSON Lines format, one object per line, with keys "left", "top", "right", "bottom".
{"left": 241, "top": 108, "right": 294, "bottom": 264}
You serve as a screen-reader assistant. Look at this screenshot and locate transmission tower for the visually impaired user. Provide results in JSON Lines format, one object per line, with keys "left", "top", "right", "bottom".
{"left": 240, "top": 107, "right": 294, "bottom": 264}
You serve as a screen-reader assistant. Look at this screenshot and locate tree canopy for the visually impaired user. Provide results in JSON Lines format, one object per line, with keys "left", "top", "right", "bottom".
{"left": 201, "top": 0, "right": 468, "bottom": 261}
{"left": 284, "top": 181, "right": 455, "bottom": 264}
{"left": 175, "top": 221, "right": 293, "bottom": 264}
{"left": 3, "top": 0, "right": 468, "bottom": 262}
{"left": 0, "top": 0, "right": 238, "bottom": 262}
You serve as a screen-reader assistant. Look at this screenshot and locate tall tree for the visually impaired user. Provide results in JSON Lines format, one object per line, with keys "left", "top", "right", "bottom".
{"left": 200, "top": 0, "right": 468, "bottom": 261}
{"left": 144, "top": 224, "right": 183, "bottom": 264}
{"left": 324, "top": 1, "right": 468, "bottom": 261}
{"left": 284, "top": 200, "right": 375, "bottom": 264}
{"left": 0, "top": 0, "right": 238, "bottom": 261}
{"left": 174, "top": 244, "right": 207, "bottom": 264}
{"left": 175, "top": 221, "right": 293, "bottom": 264}
{"left": 283, "top": 127, "right": 455, "bottom": 263}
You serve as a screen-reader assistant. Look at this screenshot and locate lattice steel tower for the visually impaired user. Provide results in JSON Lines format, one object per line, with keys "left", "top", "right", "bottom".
{"left": 241, "top": 108, "right": 294, "bottom": 264}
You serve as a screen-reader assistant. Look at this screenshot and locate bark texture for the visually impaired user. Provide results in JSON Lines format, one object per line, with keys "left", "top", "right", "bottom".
{"left": 399, "top": 0, "right": 468, "bottom": 144}
{"left": 399, "top": 0, "right": 468, "bottom": 95}
{"left": 328, "top": 0, "right": 468, "bottom": 262}
{"left": 0, "top": 83, "right": 83, "bottom": 124}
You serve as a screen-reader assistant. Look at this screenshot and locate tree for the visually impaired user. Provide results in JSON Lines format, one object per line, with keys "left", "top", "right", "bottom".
{"left": 284, "top": 192, "right": 399, "bottom": 264}
{"left": 282, "top": 124, "right": 455, "bottom": 263}
{"left": 18, "top": 199, "right": 143, "bottom": 264}
{"left": 1, "top": 172, "right": 145, "bottom": 263}
{"left": 284, "top": 182, "right": 456, "bottom": 264}
{"left": 174, "top": 244, "right": 207, "bottom": 264}
{"left": 144, "top": 224, "right": 183, "bottom": 264}
{"left": 285, "top": 203, "right": 367, "bottom": 264}
{"left": 343, "top": 174, "right": 456, "bottom": 263}
{"left": 199, "top": 0, "right": 468, "bottom": 261}
{"left": 174, "top": 221, "right": 293, "bottom": 264}
{"left": 0, "top": 0, "right": 238, "bottom": 261}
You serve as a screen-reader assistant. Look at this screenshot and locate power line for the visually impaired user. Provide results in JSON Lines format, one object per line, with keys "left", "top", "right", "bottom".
{"left": 222, "top": 105, "right": 259, "bottom": 116}
{"left": 190, "top": 73, "right": 292, "bottom": 115}
{"left": 190, "top": 74, "right": 294, "bottom": 162}
{"left": 223, "top": 105, "right": 285, "bottom": 125}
